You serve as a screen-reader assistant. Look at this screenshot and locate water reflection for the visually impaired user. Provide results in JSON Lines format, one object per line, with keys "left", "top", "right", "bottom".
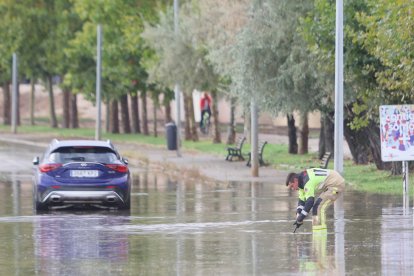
{"left": 381, "top": 207, "right": 414, "bottom": 274}
{"left": 33, "top": 212, "right": 130, "bottom": 275}
{"left": 0, "top": 163, "right": 413, "bottom": 274}
{"left": 292, "top": 231, "right": 343, "bottom": 275}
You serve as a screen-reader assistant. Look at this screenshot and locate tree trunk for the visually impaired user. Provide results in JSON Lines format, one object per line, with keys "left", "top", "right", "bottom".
{"left": 109, "top": 99, "right": 119, "bottom": 134}
{"left": 62, "top": 89, "right": 70, "bottom": 128}
{"left": 164, "top": 99, "right": 172, "bottom": 123}
{"left": 105, "top": 98, "right": 110, "bottom": 132}
{"left": 130, "top": 93, "right": 141, "bottom": 133}
{"left": 70, "top": 93, "right": 79, "bottom": 128}
{"left": 189, "top": 93, "right": 198, "bottom": 142}
{"left": 344, "top": 120, "right": 389, "bottom": 170}
{"left": 47, "top": 75, "right": 58, "bottom": 128}
{"left": 391, "top": 162, "right": 402, "bottom": 175}
{"left": 298, "top": 112, "right": 309, "bottom": 154}
{"left": 153, "top": 103, "right": 157, "bottom": 137}
{"left": 366, "top": 120, "right": 387, "bottom": 170}
{"left": 343, "top": 104, "right": 370, "bottom": 165}
{"left": 318, "top": 116, "right": 325, "bottom": 159}
{"left": 30, "top": 79, "right": 35, "bottom": 125}
{"left": 324, "top": 113, "right": 335, "bottom": 155}
{"left": 244, "top": 109, "right": 251, "bottom": 143}
{"left": 183, "top": 93, "right": 192, "bottom": 141}
{"left": 120, "top": 94, "right": 131, "bottom": 134}
{"left": 211, "top": 90, "right": 221, "bottom": 143}
{"left": 226, "top": 97, "right": 236, "bottom": 145}
{"left": 287, "top": 114, "right": 298, "bottom": 154}
{"left": 141, "top": 91, "right": 149, "bottom": 135}
{"left": 2, "top": 82, "right": 11, "bottom": 125}
{"left": 343, "top": 104, "right": 389, "bottom": 170}
{"left": 344, "top": 128, "right": 368, "bottom": 164}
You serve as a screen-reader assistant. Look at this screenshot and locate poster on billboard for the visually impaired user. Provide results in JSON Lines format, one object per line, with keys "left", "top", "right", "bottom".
{"left": 379, "top": 105, "right": 414, "bottom": 161}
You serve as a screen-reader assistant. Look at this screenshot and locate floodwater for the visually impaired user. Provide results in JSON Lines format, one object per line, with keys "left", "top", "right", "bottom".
{"left": 0, "top": 142, "right": 413, "bottom": 275}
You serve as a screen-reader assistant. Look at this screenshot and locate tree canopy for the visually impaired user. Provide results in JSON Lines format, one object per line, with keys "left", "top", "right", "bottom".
{"left": 1, "top": 0, "right": 413, "bottom": 170}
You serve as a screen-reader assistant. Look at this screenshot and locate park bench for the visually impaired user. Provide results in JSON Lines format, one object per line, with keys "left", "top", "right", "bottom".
{"left": 225, "top": 136, "right": 246, "bottom": 161}
{"left": 246, "top": 141, "right": 268, "bottom": 167}
{"left": 319, "top": 152, "right": 332, "bottom": 169}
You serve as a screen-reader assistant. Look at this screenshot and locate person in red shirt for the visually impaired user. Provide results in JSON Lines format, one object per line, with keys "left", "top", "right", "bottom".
{"left": 199, "top": 92, "right": 212, "bottom": 131}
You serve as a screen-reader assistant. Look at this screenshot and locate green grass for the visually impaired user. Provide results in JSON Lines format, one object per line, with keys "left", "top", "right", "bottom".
{"left": 342, "top": 163, "right": 402, "bottom": 195}
{"left": 3, "top": 124, "right": 95, "bottom": 137}
{"left": 0, "top": 124, "right": 407, "bottom": 196}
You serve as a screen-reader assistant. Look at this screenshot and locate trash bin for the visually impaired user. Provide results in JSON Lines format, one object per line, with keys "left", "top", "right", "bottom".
{"left": 165, "top": 122, "right": 177, "bottom": 150}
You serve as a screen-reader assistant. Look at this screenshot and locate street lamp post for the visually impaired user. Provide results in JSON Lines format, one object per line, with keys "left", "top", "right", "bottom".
{"left": 334, "top": 2, "right": 345, "bottom": 274}
{"left": 174, "top": 0, "right": 181, "bottom": 157}
{"left": 334, "top": 0, "right": 344, "bottom": 174}
{"left": 95, "top": 24, "right": 102, "bottom": 141}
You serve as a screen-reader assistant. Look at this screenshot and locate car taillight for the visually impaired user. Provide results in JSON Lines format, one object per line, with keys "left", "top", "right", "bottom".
{"left": 105, "top": 164, "right": 128, "bottom": 173}
{"left": 39, "top": 163, "right": 62, "bottom": 173}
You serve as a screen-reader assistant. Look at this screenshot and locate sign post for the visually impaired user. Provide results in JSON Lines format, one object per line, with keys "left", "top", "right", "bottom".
{"left": 379, "top": 105, "right": 414, "bottom": 212}
{"left": 402, "top": 161, "right": 409, "bottom": 213}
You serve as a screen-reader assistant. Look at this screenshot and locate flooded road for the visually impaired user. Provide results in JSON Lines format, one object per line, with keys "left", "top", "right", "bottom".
{"left": 0, "top": 141, "right": 413, "bottom": 275}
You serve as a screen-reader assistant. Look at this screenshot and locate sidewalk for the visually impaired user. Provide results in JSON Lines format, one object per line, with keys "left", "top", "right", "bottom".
{"left": 103, "top": 137, "right": 288, "bottom": 184}
{"left": 0, "top": 132, "right": 288, "bottom": 184}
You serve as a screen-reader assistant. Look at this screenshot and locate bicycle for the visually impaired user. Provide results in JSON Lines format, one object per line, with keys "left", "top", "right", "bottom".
{"left": 200, "top": 112, "right": 211, "bottom": 135}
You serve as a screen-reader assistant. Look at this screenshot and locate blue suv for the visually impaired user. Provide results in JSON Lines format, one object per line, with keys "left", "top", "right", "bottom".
{"left": 32, "top": 139, "right": 131, "bottom": 211}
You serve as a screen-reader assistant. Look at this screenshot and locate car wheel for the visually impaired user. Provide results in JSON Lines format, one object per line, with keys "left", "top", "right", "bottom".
{"left": 33, "top": 194, "right": 48, "bottom": 212}
{"left": 119, "top": 197, "right": 131, "bottom": 210}
{"left": 34, "top": 201, "right": 48, "bottom": 213}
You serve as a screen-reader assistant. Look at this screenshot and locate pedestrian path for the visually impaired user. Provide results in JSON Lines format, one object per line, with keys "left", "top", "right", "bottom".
{"left": 117, "top": 141, "right": 287, "bottom": 184}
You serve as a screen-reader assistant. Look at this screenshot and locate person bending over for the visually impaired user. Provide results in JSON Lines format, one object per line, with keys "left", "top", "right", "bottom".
{"left": 286, "top": 168, "right": 345, "bottom": 231}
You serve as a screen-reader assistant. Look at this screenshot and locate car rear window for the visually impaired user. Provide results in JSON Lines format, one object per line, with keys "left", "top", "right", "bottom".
{"left": 48, "top": 146, "right": 119, "bottom": 164}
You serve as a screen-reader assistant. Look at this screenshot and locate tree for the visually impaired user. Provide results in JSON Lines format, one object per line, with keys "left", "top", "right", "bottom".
{"left": 356, "top": 0, "right": 414, "bottom": 104}
{"left": 0, "top": 0, "right": 83, "bottom": 128}
{"left": 64, "top": 0, "right": 155, "bottom": 133}
{"left": 29, "top": 0, "right": 78, "bottom": 128}
{"left": 209, "top": 1, "right": 322, "bottom": 154}
{"left": 226, "top": 96, "right": 237, "bottom": 145}
{"left": 354, "top": 0, "right": 413, "bottom": 173}
{"left": 199, "top": 0, "right": 249, "bottom": 144}
{"left": 0, "top": 1, "right": 23, "bottom": 126}
{"left": 142, "top": 3, "right": 221, "bottom": 142}
{"left": 301, "top": 0, "right": 407, "bottom": 169}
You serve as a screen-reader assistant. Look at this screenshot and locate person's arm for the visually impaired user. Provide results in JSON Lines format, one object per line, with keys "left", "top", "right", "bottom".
{"left": 296, "top": 190, "right": 306, "bottom": 215}
{"left": 296, "top": 197, "right": 315, "bottom": 222}
{"left": 296, "top": 179, "right": 317, "bottom": 223}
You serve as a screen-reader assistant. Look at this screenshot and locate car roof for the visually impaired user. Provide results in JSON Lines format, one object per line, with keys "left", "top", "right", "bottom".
{"left": 46, "top": 139, "right": 117, "bottom": 153}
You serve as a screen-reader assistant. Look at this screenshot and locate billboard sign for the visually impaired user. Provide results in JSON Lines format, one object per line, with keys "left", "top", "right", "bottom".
{"left": 380, "top": 105, "right": 414, "bottom": 161}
